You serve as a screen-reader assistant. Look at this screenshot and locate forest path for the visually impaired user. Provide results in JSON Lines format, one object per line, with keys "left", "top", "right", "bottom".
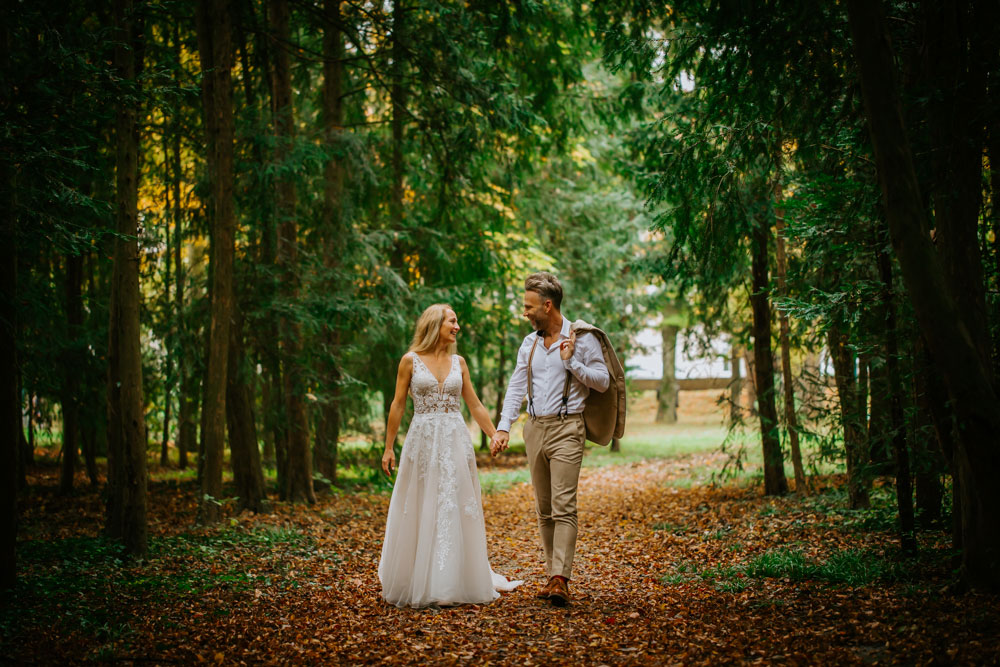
{"left": 123, "top": 450, "right": 997, "bottom": 665}
{"left": 11, "top": 451, "right": 999, "bottom": 664}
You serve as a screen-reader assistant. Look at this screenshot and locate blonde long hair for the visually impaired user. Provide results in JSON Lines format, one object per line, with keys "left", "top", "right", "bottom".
{"left": 407, "top": 303, "right": 457, "bottom": 355}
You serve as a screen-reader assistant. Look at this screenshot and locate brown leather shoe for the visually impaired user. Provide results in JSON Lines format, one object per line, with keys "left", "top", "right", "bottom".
{"left": 549, "top": 576, "right": 570, "bottom": 607}
{"left": 535, "top": 577, "right": 555, "bottom": 599}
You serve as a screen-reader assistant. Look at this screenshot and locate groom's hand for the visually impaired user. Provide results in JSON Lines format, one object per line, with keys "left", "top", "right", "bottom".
{"left": 559, "top": 331, "right": 577, "bottom": 361}
{"left": 491, "top": 430, "right": 510, "bottom": 456}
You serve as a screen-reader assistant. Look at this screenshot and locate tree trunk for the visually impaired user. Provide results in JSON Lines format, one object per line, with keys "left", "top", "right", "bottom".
{"left": 728, "top": 344, "right": 743, "bottom": 426}
{"left": 106, "top": 0, "right": 148, "bottom": 556}
{"left": 315, "top": 0, "right": 346, "bottom": 484}
{"left": 750, "top": 213, "right": 788, "bottom": 496}
{"left": 60, "top": 254, "right": 83, "bottom": 494}
{"left": 656, "top": 323, "right": 679, "bottom": 424}
{"left": 1, "top": 18, "right": 18, "bottom": 583}
{"left": 160, "top": 133, "right": 173, "bottom": 468}
{"left": 848, "top": 0, "right": 1000, "bottom": 589}
{"left": 914, "top": 336, "right": 960, "bottom": 547}
{"left": 877, "top": 241, "right": 916, "bottom": 552}
{"left": 171, "top": 46, "right": 189, "bottom": 471}
{"left": 196, "top": 0, "right": 236, "bottom": 523}
{"left": 774, "top": 211, "right": 806, "bottom": 492}
{"left": 271, "top": 0, "right": 314, "bottom": 504}
{"left": 827, "top": 324, "right": 871, "bottom": 509}
{"left": 925, "top": 1, "right": 991, "bottom": 382}
{"left": 226, "top": 299, "right": 266, "bottom": 513}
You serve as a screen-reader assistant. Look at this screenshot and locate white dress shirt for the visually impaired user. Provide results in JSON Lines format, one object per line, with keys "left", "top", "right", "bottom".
{"left": 497, "top": 315, "right": 610, "bottom": 432}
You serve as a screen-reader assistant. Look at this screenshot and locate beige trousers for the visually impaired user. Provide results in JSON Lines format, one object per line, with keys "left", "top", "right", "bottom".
{"left": 523, "top": 413, "right": 586, "bottom": 580}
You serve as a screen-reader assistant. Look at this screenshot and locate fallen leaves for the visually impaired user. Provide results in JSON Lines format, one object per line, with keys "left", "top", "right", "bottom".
{"left": 6, "top": 454, "right": 1000, "bottom": 665}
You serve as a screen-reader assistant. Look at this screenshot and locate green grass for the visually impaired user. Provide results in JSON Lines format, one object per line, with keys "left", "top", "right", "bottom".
{"left": 659, "top": 546, "right": 908, "bottom": 593}
{"left": 479, "top": 422, "right": 731, "bottom": 494}
{"left": 743, "top": 547, "right": 908, "bottom": 586}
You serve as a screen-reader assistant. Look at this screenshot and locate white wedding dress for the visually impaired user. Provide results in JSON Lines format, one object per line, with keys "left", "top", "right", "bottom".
{"left": 378, "top": 353, "right": 522, "bottom": 608}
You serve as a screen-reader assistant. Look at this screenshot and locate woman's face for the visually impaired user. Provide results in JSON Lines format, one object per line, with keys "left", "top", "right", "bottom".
{"left": 439, "top": 309, "right": 460, "bottom": 346}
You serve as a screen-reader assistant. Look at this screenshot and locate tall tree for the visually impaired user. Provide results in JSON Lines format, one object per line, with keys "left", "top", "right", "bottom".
{"left": 59, "top": 254, "right": 83, "bottom": 493}
{"left": 271, "top": 0, "right": 314, "bottom": 503}
{"left": 196, "top": 0, "right": 237, "bottom": 523}
{"left": 314, "top": 0, "right": 347, "bottom": 485}
{"left": 0, "top": 2, "right": 18, "bottom": 588}
{"left": 847, "top": 0, "right": 1000, "bottom": 589}
{"left": 106, "top": 0, "right": 148, "bottom": 556}
{"left": 750, "top": 206, "right": 789, "bottom": 496}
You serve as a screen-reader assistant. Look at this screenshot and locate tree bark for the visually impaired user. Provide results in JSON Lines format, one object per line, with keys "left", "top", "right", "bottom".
{"left": 877, "top": 242, "right": 916, "bottom": 552}
{"left": 728, "top": 344, "right": 743, "bottom": 426}
{"left": 827, "top": 324, "right": 871, "bottom": 509}
{"left": 226, "top": 299, "right": 266, "bottom": 513}
{"left": 656, "top": 322, "right": 679, "bottom": 424}
{"left": 160, "top": 130, "right": 173, "bottom": 468}
{"left": 60, "top": 254, "right": 83, "bottom": 494}
{"left": 774, "top": 211, "right": 806, "bottom": 492}
{"left": 271, "top": 0, "right": 315, "bottom": 504}
{"left": 848, "top": 0, "right": 1000, "bottom": 588}
{"left": 1, "top": 12, "right": 18, "bottom": 584}
{"left": 750, "top": 213, "right": 788, "bottom": 496}
{"left": 314, "top": 0, "right": 346, "bottom": 485}
{"left": 171, "top": 38, "right": 190, "bottom": 471}
{"left": 196, "top": 0, "right": 237, "bottom": 523}
{"left": 106, "top": 0, "right": 148, "bottom": 556}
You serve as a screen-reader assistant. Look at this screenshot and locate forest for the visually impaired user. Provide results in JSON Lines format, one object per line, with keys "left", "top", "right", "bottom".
{"left": 2, "top": 0, "right": 999, "bottom": 663}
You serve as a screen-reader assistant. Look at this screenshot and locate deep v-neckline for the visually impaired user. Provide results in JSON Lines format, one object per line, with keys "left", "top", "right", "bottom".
{"left": 414, "top": 353, "right": 453, "bottom": 392}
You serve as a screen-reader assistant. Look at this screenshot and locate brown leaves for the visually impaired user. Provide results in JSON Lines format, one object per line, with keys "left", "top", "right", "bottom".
{"left": 9, "top": 456, "right": 1000, "bottom": 665}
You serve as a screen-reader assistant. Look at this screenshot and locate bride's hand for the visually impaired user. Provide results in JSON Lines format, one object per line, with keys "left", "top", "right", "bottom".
{"left": 381, "top": 449, "right": 396, "bottom": 477}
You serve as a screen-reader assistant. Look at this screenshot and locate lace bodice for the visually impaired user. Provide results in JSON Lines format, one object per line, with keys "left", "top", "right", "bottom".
{"left": 409, "top": 353, "right": 462, "bottom": 415}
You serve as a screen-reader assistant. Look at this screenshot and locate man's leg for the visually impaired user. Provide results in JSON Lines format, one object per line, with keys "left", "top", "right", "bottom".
{"left": 524, "top": 419, "right": 554, "bottom": 573}
{"left": 548, "top": 415, "right": 586, "bottom": 579}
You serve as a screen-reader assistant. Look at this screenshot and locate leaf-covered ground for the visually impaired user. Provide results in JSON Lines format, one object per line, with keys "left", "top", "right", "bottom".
{"left": 6, "top": 451, "right": 1000, "bottom": 665}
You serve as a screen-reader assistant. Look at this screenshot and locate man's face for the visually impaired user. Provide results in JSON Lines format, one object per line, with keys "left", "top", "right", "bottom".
{"left": 523, "top": 290, "right": 551, "bottom": 331}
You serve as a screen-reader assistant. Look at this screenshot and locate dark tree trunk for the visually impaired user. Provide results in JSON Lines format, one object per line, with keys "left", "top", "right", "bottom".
{"left": 827, "top": 324, "right": 871, "bottom": 509}
{"left": 867, "top": 357, "right": 892, "bottom": 468}
{"left": 60, "top": 254, "right": 83, "bottom": 494}
{"left": 226, "top": 299, "right": 266, "bottom": 513}
{"left": 656, "top": 322, "right": 679, "bottom": 424}
{"left": 106, "top": 0, "right": 148, "bottom": 556}
{"left": 314, "top": 0, "right": 346, "bottom": 484}
{"left": 171, "top": 45, "right": 190, "bottom": 471}
{"left": 271, "top": 0, "right": 314, "bottom": 504}
{"left": 774, "top": 211, "right": 806, "bottom": 492}
{"left": 914, "top": 337, "right": 960, "bottom": 547}
{"left": 750, "top": 213, "right": 788, "bottom": 496}
{"left": 877, "top": 242, "right": 916, "bottom": 553}
{"left": 924, "top": 1, "right": 991, "bottom": 382}
{"left": 196, "top": 0, "right": 236, "bottom": 523}
{"left": 728, "top": 344, "right": 743, "bottom": 426}
{"left": 1, "top": 16, "right": 18, "bottom": 584}
{"left": 848, "top": 0, "right": 1000, "bottom": 589}
{"left": 160, "top": 130, "right": 173, "bottom": 468}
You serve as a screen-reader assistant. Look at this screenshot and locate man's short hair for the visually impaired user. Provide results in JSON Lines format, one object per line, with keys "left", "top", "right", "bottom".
{"left": 525, "top": 272, "right": 563, "bottom": 310}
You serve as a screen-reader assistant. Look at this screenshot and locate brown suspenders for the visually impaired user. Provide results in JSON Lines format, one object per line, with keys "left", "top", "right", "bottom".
{"left": 526, "top": 334, "right": 574, "bottom": 420}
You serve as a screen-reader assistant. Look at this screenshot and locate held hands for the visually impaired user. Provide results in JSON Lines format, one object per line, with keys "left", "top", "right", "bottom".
{"left": 381, "top": 448, "right": 396, "bottom": 477}
{"left": 559, "top": 331, "right": 577, "bottom": 361}
{"left": 489, "top": 430, "right": 510, "bottom": 457}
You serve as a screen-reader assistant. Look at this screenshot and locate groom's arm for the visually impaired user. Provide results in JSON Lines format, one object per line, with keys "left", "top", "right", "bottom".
{"left": 496, "top": 338, "right": 531, "bottom": 433}
{"left": 563, "top": 333, "right": 610, "bottom": 392}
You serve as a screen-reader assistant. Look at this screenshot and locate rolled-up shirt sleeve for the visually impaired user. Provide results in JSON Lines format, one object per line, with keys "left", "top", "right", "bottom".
{"left": 497, "top": 338, "right": 531, "bottom": 432}
{"left": 563, "top": 333, "right": 610, "bottom": 392}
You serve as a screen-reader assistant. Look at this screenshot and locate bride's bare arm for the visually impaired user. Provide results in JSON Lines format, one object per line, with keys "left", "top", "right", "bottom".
{"left": 458, "top": 356, "right": 497, "bottom": 439}
{"left": 382, "top": 355, "right": 413, "bottom": 476}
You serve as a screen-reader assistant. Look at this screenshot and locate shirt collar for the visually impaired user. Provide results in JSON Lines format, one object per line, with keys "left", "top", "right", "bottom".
{"left": 534, "top": 314, "right": 572, "bottom": 340}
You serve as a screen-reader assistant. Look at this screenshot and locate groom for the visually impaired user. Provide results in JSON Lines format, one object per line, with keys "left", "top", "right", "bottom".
{"left": 490, "top": 272, "right": 610, "bottom": 606}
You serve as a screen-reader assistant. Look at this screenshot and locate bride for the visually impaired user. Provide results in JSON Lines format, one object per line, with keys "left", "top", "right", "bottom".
{"left": 378, "top": 304, "right": 522, "bottom": 607}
